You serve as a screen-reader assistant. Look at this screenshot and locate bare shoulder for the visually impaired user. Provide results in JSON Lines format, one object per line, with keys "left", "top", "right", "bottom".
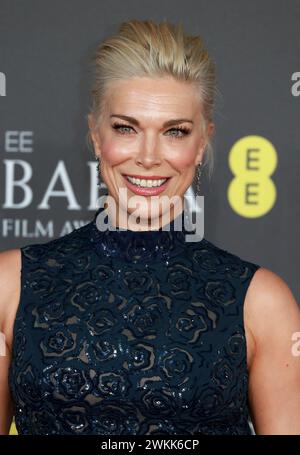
{"left": 244, "top": 267, "right": 300, "bottom": 368}
{"left": 243, "top": 267, "right": 300, "bottom": 433}
{"left": 0, "top": 249, "right": 22, "bottom": 350}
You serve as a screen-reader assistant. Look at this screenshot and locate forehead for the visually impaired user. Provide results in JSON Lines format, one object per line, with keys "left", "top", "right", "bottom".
{"left": 105, "top": 76, "right": 201, "bottom": 119}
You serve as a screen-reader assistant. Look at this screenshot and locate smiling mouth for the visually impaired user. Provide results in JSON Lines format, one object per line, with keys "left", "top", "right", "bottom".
{"left": 123, "top": 174, "right": 171, "bottom": 188}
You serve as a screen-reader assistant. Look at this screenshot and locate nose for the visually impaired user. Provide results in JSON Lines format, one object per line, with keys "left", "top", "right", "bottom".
{"left": 134, "top": 133, "right": 162, "bottom": 169}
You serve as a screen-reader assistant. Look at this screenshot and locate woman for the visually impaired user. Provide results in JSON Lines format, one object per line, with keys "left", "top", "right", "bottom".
{"left": 1, "top": 19, "right": 300, "bottom": 436}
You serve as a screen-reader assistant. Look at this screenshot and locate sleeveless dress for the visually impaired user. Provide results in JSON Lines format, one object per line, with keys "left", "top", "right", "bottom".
{"left": 8, "top": 205, "right": 261, "bottom": 435}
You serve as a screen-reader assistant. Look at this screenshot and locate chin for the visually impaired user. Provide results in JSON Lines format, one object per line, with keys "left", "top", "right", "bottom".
{"left": 131, "top": 207, "right": 160, "bottom": 220}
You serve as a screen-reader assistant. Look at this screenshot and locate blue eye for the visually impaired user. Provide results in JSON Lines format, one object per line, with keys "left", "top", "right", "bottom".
{"left": 166, "top": 127, "right": 190, "bottom": 137}
{"left": 112, "top": 123, "right": 191, "bottom": 138}
{"left": 112, "top": 123, "right": 134, "bottom": 134}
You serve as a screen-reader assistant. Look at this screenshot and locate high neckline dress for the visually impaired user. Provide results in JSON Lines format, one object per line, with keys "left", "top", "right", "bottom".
{"left": 8, "top": 205, "right": 260, "bottom": 435}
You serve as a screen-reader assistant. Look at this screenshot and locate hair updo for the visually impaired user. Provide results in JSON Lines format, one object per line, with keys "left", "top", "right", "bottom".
{"left": 86, "top": 19, "right": 217, "bottom": 179}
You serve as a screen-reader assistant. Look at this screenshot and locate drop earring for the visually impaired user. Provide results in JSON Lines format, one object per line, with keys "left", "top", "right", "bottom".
{"left": 195, "top": 161, "right": 203, "bottom": 196}
{"left": 96, "top": 155, "right": 101, "bottom": 187}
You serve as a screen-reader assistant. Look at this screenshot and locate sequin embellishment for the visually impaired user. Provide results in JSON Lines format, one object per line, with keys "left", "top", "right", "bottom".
{"left": 8, "top": 206, "right": 261, "bottom": 434}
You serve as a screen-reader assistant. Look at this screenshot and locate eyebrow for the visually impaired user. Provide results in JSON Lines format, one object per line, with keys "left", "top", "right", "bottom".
{"left": 110, "top": 114, "right": 194, "bottom": 128}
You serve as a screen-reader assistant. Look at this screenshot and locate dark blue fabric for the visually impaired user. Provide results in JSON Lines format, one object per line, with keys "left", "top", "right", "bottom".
{"left": 8, "top": 206, "right": 260, "bottom": 435}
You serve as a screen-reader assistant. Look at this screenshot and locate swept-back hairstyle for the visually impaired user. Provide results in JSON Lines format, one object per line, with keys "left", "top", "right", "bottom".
{"left": 86, "top": 19, "right": 217, "bottom": 179}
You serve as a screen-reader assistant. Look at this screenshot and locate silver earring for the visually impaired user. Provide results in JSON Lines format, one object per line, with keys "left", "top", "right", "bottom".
{"left": 96, "top": 156, "right": 101, "bottom": 187}
{"left": 195, "top": 161, "right": 202, "bottom": 196}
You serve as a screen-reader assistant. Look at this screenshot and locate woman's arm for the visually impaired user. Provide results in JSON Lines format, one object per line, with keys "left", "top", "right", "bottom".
{"left": 0, "top": 343, "right": 14, "bottom": 434}
{"left": 0, "top": 249, "right": 21, "bottom": 435}
{"left": 245, "top": 267, "right": 300, "bottom": 434}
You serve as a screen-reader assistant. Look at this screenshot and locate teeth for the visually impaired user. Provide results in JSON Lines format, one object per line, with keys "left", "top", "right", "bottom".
{"left": 126, "top": 176, "right": 167, "bottom": 187}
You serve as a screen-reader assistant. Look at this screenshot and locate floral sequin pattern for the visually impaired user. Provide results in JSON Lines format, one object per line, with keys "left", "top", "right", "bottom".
{"left": 8, "top": 207, "right": 261, "bottom": 435}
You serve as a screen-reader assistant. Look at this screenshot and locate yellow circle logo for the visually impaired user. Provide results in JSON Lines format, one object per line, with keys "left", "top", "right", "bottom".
{"left": 228, "top": 135, "right": 277, "bottom": 218}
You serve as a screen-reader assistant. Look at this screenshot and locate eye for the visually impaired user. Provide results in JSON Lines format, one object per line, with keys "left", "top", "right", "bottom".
{"left": 112, "top": 123, "right": 135, "bottom": 134}
{"left": 165, "top": 126, "right": 191, "bottom": 138}
{"left": 111, "top": 122, "right": 191, "bottom": 138}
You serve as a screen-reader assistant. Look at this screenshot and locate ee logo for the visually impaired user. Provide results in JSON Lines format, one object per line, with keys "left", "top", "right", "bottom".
{"left": 228, "top": 135, "right": 277, "bottom": 218}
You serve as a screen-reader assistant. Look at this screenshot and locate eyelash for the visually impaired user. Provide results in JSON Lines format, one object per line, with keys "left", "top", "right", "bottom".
{"left": 111, "top": 122, "right": 191, "bottom": 138}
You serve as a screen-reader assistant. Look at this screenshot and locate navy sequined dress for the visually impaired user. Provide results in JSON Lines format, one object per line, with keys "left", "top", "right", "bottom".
{"left": 8, "top": 205, "right": 260, "bottom": 435}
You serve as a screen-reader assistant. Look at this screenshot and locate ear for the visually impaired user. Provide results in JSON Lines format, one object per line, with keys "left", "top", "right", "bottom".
{"left": 195, "top": 121, "right": 215, "bottom": 165}
{"left": 88, "top": 114, "right": 102, "bottom": 158}
{"left": 207, "top": 122, "right": 215, "bottom": 139}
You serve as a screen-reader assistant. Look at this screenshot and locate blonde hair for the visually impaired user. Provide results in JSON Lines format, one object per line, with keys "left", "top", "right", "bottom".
{"left": 86, "top": 19, "right": 217, "bottom": 180}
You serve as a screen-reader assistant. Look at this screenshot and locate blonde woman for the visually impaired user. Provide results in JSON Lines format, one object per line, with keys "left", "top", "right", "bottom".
{"left": 1, "top": 19, "right": 300, "bottom": 435}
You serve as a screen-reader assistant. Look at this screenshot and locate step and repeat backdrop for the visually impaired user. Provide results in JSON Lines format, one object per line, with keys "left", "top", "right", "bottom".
{"left": 0, "top": 0, "right": 300, "bottom": 435}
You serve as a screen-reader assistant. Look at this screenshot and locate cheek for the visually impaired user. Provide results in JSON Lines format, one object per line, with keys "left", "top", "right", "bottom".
{"left": 167, "top": 146, "right": 197, "bottom": 172}
{"left": 100, "top": 136, "right": 199, "bottom": 171}
{"left": 100, "top": 138, "right": 134, "bottom": 166}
